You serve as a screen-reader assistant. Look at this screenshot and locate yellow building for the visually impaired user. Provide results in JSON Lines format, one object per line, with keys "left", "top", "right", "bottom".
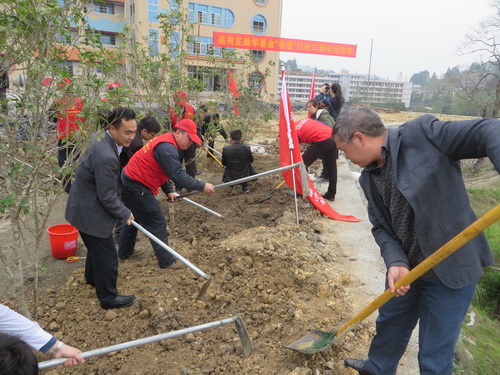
{"left": 83, "top": 0, "right": 282, "bottom": 100}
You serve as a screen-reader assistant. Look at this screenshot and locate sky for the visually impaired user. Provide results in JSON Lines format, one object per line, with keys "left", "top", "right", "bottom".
{"left": 279, "top": 0, "right": 493, "bottom": 81}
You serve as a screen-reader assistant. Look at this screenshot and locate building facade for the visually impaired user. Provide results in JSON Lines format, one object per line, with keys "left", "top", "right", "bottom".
{"left": 280, "top": 69, "right": 413, "bottom": 107}
{"left": 69, "top": 0, "right": 282, "bottom": 99}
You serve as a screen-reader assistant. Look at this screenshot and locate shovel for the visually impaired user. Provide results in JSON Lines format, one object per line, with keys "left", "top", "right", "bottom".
{"left": 38, "top": 316, "right": 253, "bottom": 369}
{"left": 286, "top": 203, "right": 500, "bottom": 354}
{"left": 131, "top": 221, "right": 212, "bottom": 300}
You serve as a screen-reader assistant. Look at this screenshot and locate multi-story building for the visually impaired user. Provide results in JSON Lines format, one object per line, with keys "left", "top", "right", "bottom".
{"left": 68, "top": 0, "right": 283, "bottom": 99}
{"left": 280, "top": 68, "right": 413, "bottom": 108}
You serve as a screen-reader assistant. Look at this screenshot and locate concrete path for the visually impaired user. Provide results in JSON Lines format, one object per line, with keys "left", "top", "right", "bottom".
{"left": 315, "top": 155, "right": 420, "bottom": 374}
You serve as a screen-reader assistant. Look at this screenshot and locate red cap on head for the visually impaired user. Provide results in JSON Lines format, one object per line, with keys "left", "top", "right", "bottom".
{"left": 173, "top": 90, "right": 187, "bottom": 105}
{"left": 107, "top": 82, "right": 121, "bottom": 90}
{"left": 42, "top": 77, "right": 53, "bottom": 86}
{"left": 175, "top": 119, "right": 201, "bottom": 143}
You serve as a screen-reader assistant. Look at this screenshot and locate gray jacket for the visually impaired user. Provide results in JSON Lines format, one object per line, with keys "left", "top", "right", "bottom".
{"left": 359, "top": 115, "right": 500, "bottom": 288}
{"left": 65, "top": 132, "right": 131, "bottom": 238}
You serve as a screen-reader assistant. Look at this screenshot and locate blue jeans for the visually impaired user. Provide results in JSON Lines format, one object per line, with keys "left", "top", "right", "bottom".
{"left": 118, "top": 175, "right": 176, "bottom": 268}
{"left": 363, "top": 277, "right": 476, "bottom": 375}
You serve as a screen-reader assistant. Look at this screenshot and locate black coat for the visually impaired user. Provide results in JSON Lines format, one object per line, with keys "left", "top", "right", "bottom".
{"left": 221, "top": 142, "right": 254, "bottom": 182}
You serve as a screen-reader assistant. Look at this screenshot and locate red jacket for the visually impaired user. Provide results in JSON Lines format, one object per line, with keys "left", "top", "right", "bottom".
{"left": 55, "top": 97, "right": 84, "bottom": 139}
{"left": 295, "top": 118, "right": 332, "bottom": 144}
{"left": 124, "top": 132, "right": 178, "bottom": 195}
{"left": 169, "top": 104, "right": 195, "bottom": 127}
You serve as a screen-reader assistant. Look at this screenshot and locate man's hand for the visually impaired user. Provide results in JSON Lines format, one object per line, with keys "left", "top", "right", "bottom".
{"left": 202, "top": 183, "right": 216, "bottom": 194}
{"left": 125, "top": 213, "right": 134, "bottom": 226}
{"left": 167, "top": 192, "right": 178, "bottom": 202}
{"left": 52, "top": 341, "right": 85, "bottom": 366}
{"left": 387, "top": 265, "right": 410, "bottom": 297}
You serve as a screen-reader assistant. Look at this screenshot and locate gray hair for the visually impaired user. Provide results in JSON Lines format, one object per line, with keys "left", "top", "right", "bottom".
{"left": 334, "top": 106, "right": 386, "bottom": 142}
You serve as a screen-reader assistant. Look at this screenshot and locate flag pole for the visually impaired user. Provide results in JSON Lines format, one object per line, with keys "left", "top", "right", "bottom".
{"left": 281, "top": 64, "right": 300, "bottom": 225}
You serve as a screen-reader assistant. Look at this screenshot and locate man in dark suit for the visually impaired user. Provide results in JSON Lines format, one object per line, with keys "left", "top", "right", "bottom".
{"left": 333, "top": 106, "right": 500, "bottom": 375}
{"left": 65, "top": 107, "right": 137, "bottom": 309}
{"left": 221, "top": 129, "right": 254, "bottom": 193}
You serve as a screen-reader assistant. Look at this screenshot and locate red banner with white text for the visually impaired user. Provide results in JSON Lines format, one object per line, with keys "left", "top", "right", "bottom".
{"left": 214, "top": 32, "right": 357, "bottom": 58}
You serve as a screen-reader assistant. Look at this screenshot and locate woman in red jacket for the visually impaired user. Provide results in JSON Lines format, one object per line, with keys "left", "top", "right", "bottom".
{"left": 295, "top": 117, "right": 337, "bottom": 201}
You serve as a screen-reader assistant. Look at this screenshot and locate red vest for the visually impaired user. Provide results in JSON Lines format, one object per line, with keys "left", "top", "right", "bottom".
{"left": 124, "top": 132, "right": 178, "bottom": 195}
{"left": 295, "top": 118, "right": 332, "bottom": 144}
{"left": 55, "top": 97, "right": 84, "bottom": 139}
{"left": 169, "top": 104, "right": 195, "bottom": 126}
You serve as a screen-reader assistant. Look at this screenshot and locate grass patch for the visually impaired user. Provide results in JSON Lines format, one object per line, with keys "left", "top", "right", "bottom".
{"left": 455, "top": 309, "right": 500, "bottom": 374}
{"left": 455, "top": 188, "right": 500, "bottom": 373}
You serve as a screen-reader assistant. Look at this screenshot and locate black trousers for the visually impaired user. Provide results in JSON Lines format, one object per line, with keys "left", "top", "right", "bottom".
{"left": 57, "top": 139, "right": 79, "bottom": 193}
{"left": 302, "top": 138, "right": 338, "bottom": 195}
{"left": 178, "top": 143, "right": 197, "bottom": 177}
{"left": 118, "top": 178, "right": 176, "bottom": 268}
{"left": 79, "top": 231, "right": 119, "bottom": 305}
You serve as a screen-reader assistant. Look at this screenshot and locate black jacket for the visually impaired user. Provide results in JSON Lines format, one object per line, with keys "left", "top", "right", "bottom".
{"left": 221, "top": 142, "right": 254, "bottom": 182}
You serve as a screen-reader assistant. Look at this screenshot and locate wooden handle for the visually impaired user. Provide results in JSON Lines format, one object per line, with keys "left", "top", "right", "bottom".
{"left": 336, "top": 204, "right": 500, "bottom": 338}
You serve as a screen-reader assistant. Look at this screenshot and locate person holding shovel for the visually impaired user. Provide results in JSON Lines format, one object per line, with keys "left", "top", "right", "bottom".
{"left": 118, "top": 119, "right": 215, "bottom": 268}
{"left": 333, "top": 106, "right": 500, "bottom": 375}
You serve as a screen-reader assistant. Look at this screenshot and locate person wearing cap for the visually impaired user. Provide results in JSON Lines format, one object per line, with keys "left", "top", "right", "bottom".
{"left": 168, "top": 91, "right": 200, "bottom": 180}
{"left": 118, "top": 119, "right": 216, "bottom": 269}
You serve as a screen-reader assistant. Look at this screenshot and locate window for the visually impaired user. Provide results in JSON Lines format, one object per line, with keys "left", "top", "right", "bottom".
{"left": 59, "top": 62, "right": 73, "bottom": 75}
{"left": 130, "top": 0, "right": 135, "bottom": 23}
{"left": 148, "top": 0, "right": 159, "bottom": 23}
{"left": 148, "top": 29, "right": 159, "bottom": 56}
{"left": 250, "top": 50, "right": 265, "bottom": 63}
{"left": 169, "top": 31, "right": 180, "bottom": 57}
{"left": 188, "top": 36, "right": 229, "bottom": 56}
{"left": 253, "top": 0, "right": 268, "bottom": 6}
{"left": 94, "top": 1, "right": 114, "bottom": 14}
{"left": 100, "top": 33, "right": 116, "bottom": 45}
{"left": 249, "top": 71, "right": 265, "bottom": 91}
{"left": 188, "top": 3, "right": 234, "bottom": 28}
{"left": 251, "top": 14, "right": 267, "bottom": 35}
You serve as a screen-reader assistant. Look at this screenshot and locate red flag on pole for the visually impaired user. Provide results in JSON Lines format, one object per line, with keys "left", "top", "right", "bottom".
{"left": 227, "top": 69, "right": 240, "bottom": 116}
{"left": 278, "top": 70, "right": 361, "bottom": 223}
{"left": 308, "top": 69, "right": 316, "bottom": 101}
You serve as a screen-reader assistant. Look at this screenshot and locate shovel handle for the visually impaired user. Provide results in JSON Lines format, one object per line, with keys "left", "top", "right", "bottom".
{"left": 336, "top": 203, "right": 500, "bottom": 339}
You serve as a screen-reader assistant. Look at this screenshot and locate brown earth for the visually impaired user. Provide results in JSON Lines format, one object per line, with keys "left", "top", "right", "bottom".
{"left": 2, "top": 110, "right": 483, "bottom": 375}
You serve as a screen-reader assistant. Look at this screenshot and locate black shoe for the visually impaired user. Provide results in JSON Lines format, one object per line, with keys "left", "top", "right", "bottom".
{"left": 101, "top": 295, "right": 135, "bottom": 309}
{"left": 322, "top": 192, "right": 335, "bottom": 201}
{"left": 243, "top": 187, "right": 250, "bottom": 193}
{"left": 344, "top": 359, "right": 373, "bottom": 375}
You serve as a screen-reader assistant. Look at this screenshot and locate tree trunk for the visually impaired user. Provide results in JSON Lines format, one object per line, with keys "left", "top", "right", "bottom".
{"left": 470, "top": 158, "right": 486, "bottom": 175}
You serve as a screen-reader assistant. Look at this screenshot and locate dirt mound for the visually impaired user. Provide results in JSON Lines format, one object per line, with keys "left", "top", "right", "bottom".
{"left": 25, "top": 148, "right": 375, "bottom": 375}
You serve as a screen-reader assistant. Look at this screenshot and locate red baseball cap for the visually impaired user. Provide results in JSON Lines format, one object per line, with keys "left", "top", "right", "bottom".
{"left": 175, "top": 119, "right": 202, "bottom": 143}
{"left": 107, "top": 82, "right": 121, "bottom": 90}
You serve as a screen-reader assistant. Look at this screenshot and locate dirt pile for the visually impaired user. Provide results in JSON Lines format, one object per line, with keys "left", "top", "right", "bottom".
{"left": 18, "top": 148, "right": 375, "bottom": 375}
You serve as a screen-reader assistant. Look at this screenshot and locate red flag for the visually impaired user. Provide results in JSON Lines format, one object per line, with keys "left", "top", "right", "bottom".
{"left": 279, "top": 69, "right": 361, "bottom": 223}
{"left": 308, "top": 70, "right": 316, "bottom": 101}
{"left": 227, "top": 69, "right": 240, "bottom": 116}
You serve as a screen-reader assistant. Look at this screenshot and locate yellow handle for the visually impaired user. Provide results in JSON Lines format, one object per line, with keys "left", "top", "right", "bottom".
{"left": 205, "top": 147, "right": 224, "bottom": 168}
{"left": 336, "top": 203, "right": 500, "bottom": 338}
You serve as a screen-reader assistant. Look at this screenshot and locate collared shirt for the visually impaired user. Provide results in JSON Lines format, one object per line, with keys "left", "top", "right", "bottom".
{"left": 106, "top": 130, "right": 123, "bottom": 155}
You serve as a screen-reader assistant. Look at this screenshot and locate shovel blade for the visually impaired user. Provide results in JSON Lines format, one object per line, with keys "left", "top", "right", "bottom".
{"left": 196, "top": 277, "right": 212, "bottom": 301}
{"left": 234, "top": 317, "right": 254, "bottom": 357}
{"left": 285, "top": 329, "right": 337, "bottom": 354}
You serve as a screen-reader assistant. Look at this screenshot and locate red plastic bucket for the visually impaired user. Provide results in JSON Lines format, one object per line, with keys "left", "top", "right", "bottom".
{"left": 47, "top": 224, "right": 79, "bottom": 259}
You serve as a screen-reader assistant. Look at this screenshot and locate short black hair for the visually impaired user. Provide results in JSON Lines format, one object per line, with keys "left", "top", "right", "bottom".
{"left": 138, "top": 116, "right": 161, "bottom": 133}
{"left": 105, "top": 107, "right": 136, "bottom": 129}
{"left": 0, "top": 333, "right": 38, "bottom": 375}
{"left": 230, "top": 129, "right": 242, "bottom": 141}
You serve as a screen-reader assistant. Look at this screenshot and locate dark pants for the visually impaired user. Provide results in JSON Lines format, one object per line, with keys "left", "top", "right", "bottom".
{"left": 364, "top": 277, "right": 476, "bottom": 375}
{"left": 302, "top": 138, "right": 338, "bottom": 195}
{"left": 178, "top": 143, "right": 197, "bottom": 177}
{"left": 118, "top": 176, "right": 176, "bottom": 268}
{"left": 79, "top": 231, "right": 119, "bottom": 306}
{"left": 57, "top": 139, "right": 79, "bottom": 193}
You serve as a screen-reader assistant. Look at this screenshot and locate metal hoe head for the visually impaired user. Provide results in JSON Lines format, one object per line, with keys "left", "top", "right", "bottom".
{"left": 285, "top": 329, "right": 337, "bottom": 354}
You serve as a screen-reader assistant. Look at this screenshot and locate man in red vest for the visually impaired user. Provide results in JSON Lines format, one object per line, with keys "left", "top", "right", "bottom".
{"left": 118, "top": 119, "right": 215, "bottom": 268}
{"left": 168, "top": 91, "right": 200, "bottom": 180}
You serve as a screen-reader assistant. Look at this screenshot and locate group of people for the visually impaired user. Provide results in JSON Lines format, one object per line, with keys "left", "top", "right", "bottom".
{"left": 5, "top": 77, "right": 500, "bottom": 375}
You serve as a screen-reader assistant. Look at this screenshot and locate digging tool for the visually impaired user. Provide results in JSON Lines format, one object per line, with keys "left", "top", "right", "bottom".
{"left": 174, "top": 193, "right": 223, "bottom": 218}
{"left": 38, "top": 316, "right": 253, "bottom": 369}
{"left": 131, "top": 221, "right": 211, "bottom": 300}
{"left": 176, "top": 162, "right": 308, "bottom": 200}
{"left": 256, "top": 180, "right": 286, "bottom": 203}
{"left": 205, "top": 147, "right": 224, "bottom": 168}
{"left": 286, "top": 204, "right": 500, "bottom": 354}
{"left": 213, "top": 139, "right": 272, "bottom": 148}
{"left": 204, "top": 143, "right": 222, "bottom": 157}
